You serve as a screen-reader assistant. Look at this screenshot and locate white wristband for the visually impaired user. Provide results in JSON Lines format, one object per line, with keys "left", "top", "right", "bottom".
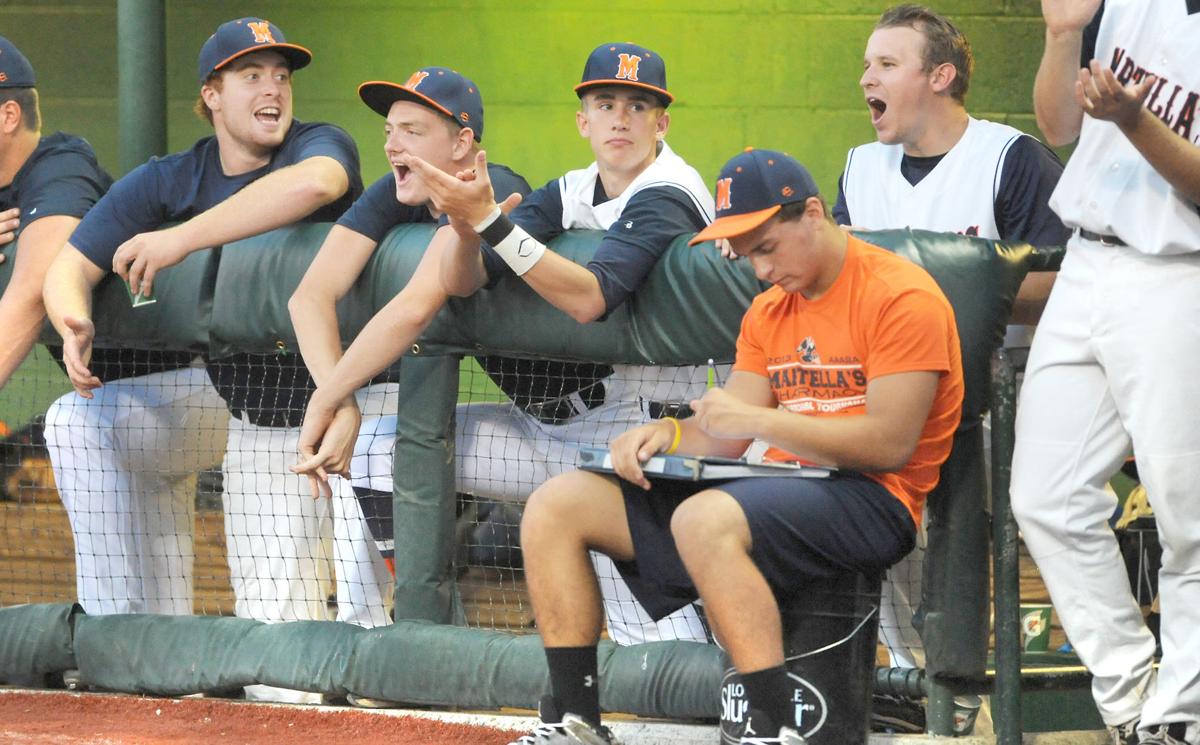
{"left": 472, "top": 205, "right": 502, "bottom": 233}
{"left": 492, "top": 224, "right": 546, "bottom": 276}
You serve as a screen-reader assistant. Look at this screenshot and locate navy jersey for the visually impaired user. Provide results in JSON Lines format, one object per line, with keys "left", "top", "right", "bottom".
{"left": 833, "top": 134, "right": 1071, "bottom": 248}
{"left": 0, "top": 132, "right": 195, "bottom": 382}
{"left": 71, "top": 120, "right": 361, "bottom": 267}
{"left": 0, "top": 132, "right": 112, "bottom": 232}
{"left": 68, "top": 120, "right": 363, "bottom": 427}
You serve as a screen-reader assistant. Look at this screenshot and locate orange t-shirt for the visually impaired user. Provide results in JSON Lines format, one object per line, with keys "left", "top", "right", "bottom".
{"left": 733, "top": 235, "right": 964, "bottom": 525}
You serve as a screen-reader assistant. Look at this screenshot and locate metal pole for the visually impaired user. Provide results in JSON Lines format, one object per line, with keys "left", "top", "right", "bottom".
{"left": 991, "top": 348, "right": 1023, "bottom": 745}
{"left": 117, "top": 0, "right": 167, "bottom": 175}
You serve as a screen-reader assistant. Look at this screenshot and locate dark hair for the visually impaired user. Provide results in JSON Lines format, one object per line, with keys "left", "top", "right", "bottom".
{"left": 776, "top": 196, "right": 832, "bottom": 223}
{"left": 877, "top": 4, "right": 973, "bottom": 103}
{"left": 0, "top": 87, "right": 41, "bottom": 131}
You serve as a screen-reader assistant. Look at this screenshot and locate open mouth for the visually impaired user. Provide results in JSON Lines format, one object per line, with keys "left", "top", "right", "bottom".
{"left": 867, "top": 97, "right": 887, "bottom": 123}
{"left": 255, "top": 106, "right": 282, "bottom": 125}
{"left": 392, "top": 163, "right": 411, "bottom": 184}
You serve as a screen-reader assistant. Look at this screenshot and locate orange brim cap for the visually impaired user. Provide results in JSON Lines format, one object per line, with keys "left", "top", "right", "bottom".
{"left": 688, "top": 205, "right": 781, "bottom": 246}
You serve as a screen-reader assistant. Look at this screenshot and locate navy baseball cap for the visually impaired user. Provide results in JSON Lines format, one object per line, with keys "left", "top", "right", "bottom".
{"left": 359, "top": 67, "right": 484, "bottom": 141}
{"left": 689, "top": 148, "right": 821, "bottom": 245}
{"left": 197, "top": 18, "right": 312, "bottom": 83}
{"left": 575, "top": 42, "right": 672, "bottom": 107}
{"left": 0, "top": 36, "right": 36, "bottom": 88}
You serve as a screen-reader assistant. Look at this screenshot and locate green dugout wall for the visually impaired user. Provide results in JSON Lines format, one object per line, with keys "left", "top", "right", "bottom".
{"left": 9, "top": 0, "right": 1055, "bottom": 192}
{"left": 0, "top": 224, "right": 1039, "bottom": 732}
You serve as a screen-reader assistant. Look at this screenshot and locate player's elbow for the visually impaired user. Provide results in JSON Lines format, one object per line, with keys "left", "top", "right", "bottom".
{"left": 1033, "top": 108, "right": 1081, "bottom": 148}
{"left": 870, "top": 438, "right": 920, "bottom": 473}
{"left": 294, "top": 161, "right": 350, "bottom": 207}
{"left": 564, "top": 293, "right": 608, "bottom": 325}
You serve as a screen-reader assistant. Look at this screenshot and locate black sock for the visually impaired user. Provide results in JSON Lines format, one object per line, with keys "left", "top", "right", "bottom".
{"left": 545, "top": 646, "right": 601, "bottom": 727}
{"left": 741, "top": 665, "right": 793, "bottom": 736}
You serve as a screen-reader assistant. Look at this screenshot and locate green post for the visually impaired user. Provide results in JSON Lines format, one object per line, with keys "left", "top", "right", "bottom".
{"left": 991, "top": 348, "right": 1023, "bottom": 745}
{"left": 390, "top": 354, "right": 465, "bottom": 624}
{"left": 117, "top": 0, "right": 167, "bottom": 175}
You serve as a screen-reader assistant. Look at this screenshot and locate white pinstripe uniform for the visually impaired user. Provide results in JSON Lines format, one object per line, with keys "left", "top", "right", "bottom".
{"left": 1012, "top": 1, "right": 1200, "bottom": 737}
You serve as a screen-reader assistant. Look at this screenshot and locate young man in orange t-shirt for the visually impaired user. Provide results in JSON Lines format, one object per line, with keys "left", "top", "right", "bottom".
{"left": 512, "top": 148, "right": 964, "bottom": 745}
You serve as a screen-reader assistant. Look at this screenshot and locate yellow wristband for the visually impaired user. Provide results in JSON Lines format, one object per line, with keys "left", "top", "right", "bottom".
{"left": 663, "top": 416, "right": 682, "bottom": 455}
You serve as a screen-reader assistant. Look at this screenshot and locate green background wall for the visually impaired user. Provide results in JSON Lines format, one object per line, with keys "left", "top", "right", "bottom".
{"left": 8, "top": 0, "right": 1051, "bottom": 190}
{"left": 1, "top": 0, "right": 1053, "bottom": 426}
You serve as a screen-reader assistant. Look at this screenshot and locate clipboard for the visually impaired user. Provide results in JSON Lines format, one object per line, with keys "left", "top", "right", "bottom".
{"left": 577, "top": 446, "right": 835, "bottom": 481}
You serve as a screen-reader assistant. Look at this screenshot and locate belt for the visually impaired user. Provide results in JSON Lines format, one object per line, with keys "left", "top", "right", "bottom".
{"left": 523, "top": 381, "right": 606, "bottom": 425}
{"left": 1078, "top": 228, "right": 1127, "bottom": 246}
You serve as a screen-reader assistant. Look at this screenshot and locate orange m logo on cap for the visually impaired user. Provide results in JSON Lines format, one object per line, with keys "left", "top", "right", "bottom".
{"left": 615, "top": 53, "right": 641, "bottom": 82}
{"left": 247, "top": 21, "right": 275, "bottom": 44}
{"left": 0, "top": 73, "right": 7, "bottom": 83}
{"left": 716, "top": 178, "right": 733, "bottom": 211}
{"left": 405, "top": 70, "right": 430, "bottom": 89}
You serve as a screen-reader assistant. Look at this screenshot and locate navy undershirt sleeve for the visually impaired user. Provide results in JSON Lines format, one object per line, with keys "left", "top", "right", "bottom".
{"left": 585, "top": 186, "right": 709, "bottom": 318}
{"left": 995, "top": 136, "right": 1072, "bottom": 247}
{"left": 833, "top": 173, "right": 851, "bottom": 226}
{"left": 480, "top": 177, "right": 564, "bottom": 283}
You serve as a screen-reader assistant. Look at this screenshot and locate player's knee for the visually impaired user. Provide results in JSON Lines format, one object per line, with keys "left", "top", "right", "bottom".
{"left": 670, "top": 490, "right": 745, "bottom": 559}
{"left": 522, "top": 474, "right": 579, "bottom": 548}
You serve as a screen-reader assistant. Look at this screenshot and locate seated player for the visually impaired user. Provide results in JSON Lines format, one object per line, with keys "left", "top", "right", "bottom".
{"left": 508, "top": 149, "right": 964, "bottom": 744}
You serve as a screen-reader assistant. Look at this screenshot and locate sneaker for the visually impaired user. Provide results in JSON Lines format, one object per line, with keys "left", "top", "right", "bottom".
{"left": 1110, "top": 719, "right": 1141, "bottom": 745}
{"left": 508, "top": 696, "right": 621, "bottom": 745}
{"left": 871, "top": 693, "right": 925, "bottom": 734}
{"left": 738, "top": 710, "right": 808, "bottom": 744}
{"left": 1140, "top": 723, "right": 1191, "bottom": 745}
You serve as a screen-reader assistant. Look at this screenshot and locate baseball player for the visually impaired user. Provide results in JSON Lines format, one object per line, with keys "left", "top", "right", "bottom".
{"left": 0, "top": 35, "right": 114, "bottom": 390}
{"left": 295, "top": 43, "right": 717, "bottom": 646}
{"left": 289, "top": 66, "right": 532, "bottom": 627}
{"left": 1012, "top": 2, "right": 1200, "bottom": 743}
{"left": 507, "top": 148, "right": 963, "bottom": 745}
{"left": 41, "top": 17, "right": 362, "bottom": 702}
{"left": 834, "top": 5, "right": 1070, "bottom": 732}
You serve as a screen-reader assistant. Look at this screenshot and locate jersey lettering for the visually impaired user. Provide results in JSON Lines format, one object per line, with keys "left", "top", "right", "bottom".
{"left": 404, "top": 70, "right": 430, "bottom": 90}
{"left": 615, "top": 53, "right": 641, "bottom": 82}
{"left": 1111, "top": 47, "right": 1200, "bottom": 144}
{"left": 715, "top": 177, "right": 733, "bottom": 211}
{"left": 247, "top": 21, "right": 275, "bottom": 44}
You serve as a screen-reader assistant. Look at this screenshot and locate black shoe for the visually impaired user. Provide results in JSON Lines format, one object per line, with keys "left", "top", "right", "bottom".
{"left": 871, "top": 693, "right": 925, "bottom": 734}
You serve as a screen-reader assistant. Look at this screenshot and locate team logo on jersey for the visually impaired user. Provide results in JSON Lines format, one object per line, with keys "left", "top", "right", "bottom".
{"left": 404, "top": 70, "right": 430, "bottom": 90}
{"left": 716, "top": 177, "right": 733, "bottom": 211}
{"left": 615, "top": 53, "right": 642, "bottom": 82}
{"left": 247, "top": 21, "right": 276, "bottom": 44}
{"left": 0, "top": 72, "right": 7, "bottom": 83}
{"left": 798, "top": 337, "right": 820, "bottom": 364}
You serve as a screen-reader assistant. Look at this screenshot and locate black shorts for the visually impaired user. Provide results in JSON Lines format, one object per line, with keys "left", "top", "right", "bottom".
{"left": 614, "top": 473, "right": 917, "bottom": 620}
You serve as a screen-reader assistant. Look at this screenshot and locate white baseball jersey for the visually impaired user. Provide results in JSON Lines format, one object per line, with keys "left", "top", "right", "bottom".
{"left": 1049, "top": 0, "right": 1200, "bottom": 255}
{"left": 841, "top": 117, "right": 1024, "bottom": 238}
{"left": 558, "top": 141, "right": 714, "bottom": 231}
{"left": 559, "top": 142, "right": 718, "bottom": 402}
